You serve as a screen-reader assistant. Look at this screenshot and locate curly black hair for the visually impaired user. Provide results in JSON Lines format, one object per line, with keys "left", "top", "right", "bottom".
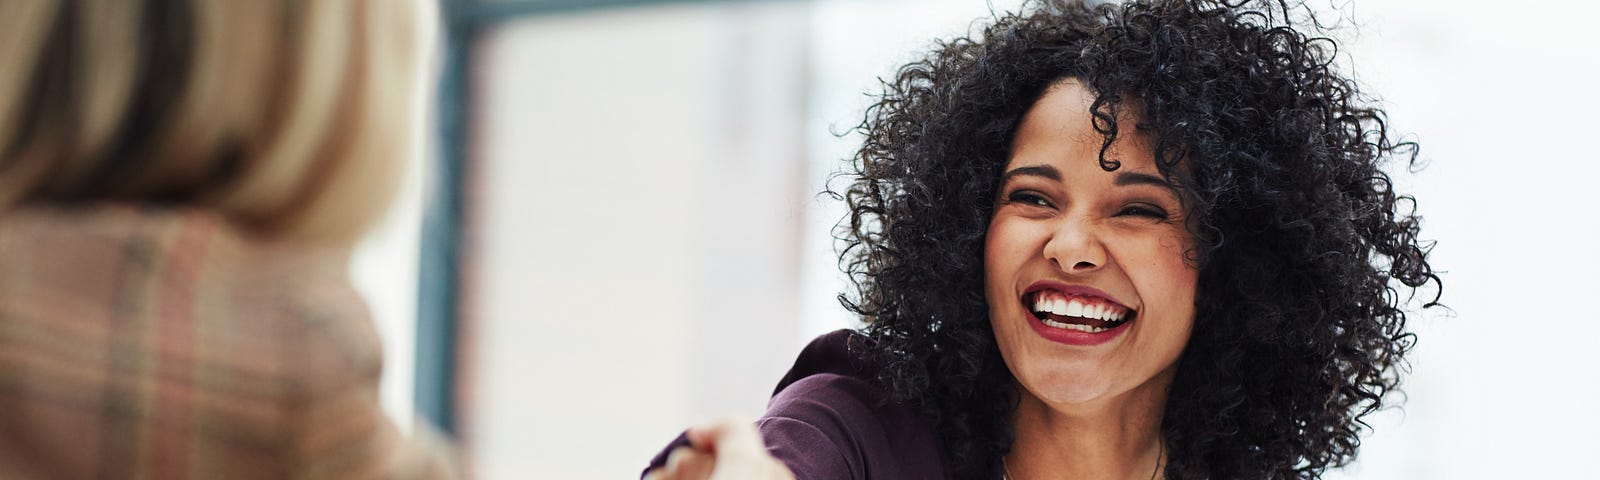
{"left": 831, "top": 0, "right": 1443, "bottom": 478}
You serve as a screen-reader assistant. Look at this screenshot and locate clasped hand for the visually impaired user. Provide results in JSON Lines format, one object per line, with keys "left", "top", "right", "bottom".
{"left": 644, "top": 416, "right": 796, "bottom": 480}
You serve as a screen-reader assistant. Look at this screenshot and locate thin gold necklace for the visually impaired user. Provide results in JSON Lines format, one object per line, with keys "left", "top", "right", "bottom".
{"left": 1002, "top": 442, "right": 1163, "bottom": 480}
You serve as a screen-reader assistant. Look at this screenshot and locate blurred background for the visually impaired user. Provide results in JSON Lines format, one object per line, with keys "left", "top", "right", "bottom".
{"left": 359, "top": 0, "right": 1600, "bottom": 478}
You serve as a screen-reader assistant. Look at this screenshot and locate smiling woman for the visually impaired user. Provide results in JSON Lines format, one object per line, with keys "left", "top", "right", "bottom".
{"left": 987, "top": 81, "right": 1198, "bottom": 479}
{"left": 643, "top": 0, "right": 1442, "bottom": 478}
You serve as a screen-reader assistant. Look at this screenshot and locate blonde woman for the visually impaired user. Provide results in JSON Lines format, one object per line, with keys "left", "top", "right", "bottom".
{"left": 0, "top": 1, "right": 455, "bottom": 478}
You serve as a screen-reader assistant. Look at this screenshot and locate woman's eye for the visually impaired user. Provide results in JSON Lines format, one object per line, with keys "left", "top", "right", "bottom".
{"left": 1007, "top": 191, "right": 1053, "bottom": 208}
{"left": 1118, "top": 204, "right": 1169, "bottom": 220}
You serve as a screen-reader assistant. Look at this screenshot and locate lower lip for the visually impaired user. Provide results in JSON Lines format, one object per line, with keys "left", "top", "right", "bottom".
{"left": 1025, "top": 309, "right": 1132, "bottom": 346}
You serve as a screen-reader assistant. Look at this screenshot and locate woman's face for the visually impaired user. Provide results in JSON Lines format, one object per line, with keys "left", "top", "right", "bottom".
{"left": 986, "top": 80, "right": 1198, "bottom": 409}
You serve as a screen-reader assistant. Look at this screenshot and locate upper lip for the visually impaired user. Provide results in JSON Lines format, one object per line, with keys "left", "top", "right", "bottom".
{"left": 1022, "top": 280, "right": 1135, "bottom": 311}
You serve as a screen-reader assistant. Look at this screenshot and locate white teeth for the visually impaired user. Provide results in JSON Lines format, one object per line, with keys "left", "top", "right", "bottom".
{"left": 1030, "top": 293, "right": 1132, "bottom": 322}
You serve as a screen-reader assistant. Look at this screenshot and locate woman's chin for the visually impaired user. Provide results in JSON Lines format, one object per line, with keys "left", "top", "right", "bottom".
{"left": 1016, "top": 368, "right": 1122, "bottom": 407}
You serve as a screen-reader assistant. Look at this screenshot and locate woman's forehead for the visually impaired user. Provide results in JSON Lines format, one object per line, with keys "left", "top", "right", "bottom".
{"left": 1008, "top": 83, "right": 1160, "bottom": 176}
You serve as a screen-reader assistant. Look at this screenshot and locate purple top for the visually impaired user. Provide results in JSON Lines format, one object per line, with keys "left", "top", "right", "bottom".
{"left": 644, "top": 329, "right": 951, "bottom": 479}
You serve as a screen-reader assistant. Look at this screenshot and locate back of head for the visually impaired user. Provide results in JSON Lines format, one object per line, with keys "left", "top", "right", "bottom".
{"left": 0, "top": 0, "right": 426, "bottom": 246}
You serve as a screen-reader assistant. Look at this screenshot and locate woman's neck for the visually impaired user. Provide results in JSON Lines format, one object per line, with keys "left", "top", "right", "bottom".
{"left": 1004, "top": 368, "right": 1172, "bottom": 480}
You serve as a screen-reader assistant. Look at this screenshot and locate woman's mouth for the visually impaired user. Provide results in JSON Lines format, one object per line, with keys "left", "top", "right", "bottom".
{"left": 1019, "top": 285, "right": 1138, "bottom": 346}
{"left": 1026, "top": 291, "right": 1133, "bottom": 333}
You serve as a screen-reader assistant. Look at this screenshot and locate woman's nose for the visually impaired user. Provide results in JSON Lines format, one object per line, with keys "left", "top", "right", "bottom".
{"left": 1043, "top": 217, "right": 1106, "bottom": 274}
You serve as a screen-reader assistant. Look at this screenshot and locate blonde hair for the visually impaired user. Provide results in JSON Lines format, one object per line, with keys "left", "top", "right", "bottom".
{"left": 0, "top": 0, "right": 427, "bottom": 245}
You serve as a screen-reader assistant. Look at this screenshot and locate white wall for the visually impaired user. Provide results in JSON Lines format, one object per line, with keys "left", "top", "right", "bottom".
{"left": 466, "top": 3, "right": 812, "bottom": 478}
{"left": 1327, "top": 1, "right": 1600, "bottom": 478}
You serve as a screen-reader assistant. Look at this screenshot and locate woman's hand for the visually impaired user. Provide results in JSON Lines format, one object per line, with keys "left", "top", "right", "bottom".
{"left": 644, "top": 416, "right": 796, "bottom": 480}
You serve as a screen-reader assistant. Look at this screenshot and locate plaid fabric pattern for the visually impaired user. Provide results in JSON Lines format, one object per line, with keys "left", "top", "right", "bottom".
{"left": 0, "top": 205, "right": 457, "bottom": 479}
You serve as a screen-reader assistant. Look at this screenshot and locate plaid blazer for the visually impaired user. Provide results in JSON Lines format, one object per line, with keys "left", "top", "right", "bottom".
{"left": 0, "top": 205, "right": 457, "bottom": 479}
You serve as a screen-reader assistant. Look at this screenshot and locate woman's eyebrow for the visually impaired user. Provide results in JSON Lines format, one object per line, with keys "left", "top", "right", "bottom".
{"left": 1113, "top": 171, "right": 1173, "bottom": 189}
{"left": 1001, "top": 165, "right": 1175, "bottom": 192}
{"left": 1000, "top": 165, "right": 1060, "bottom": 183}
